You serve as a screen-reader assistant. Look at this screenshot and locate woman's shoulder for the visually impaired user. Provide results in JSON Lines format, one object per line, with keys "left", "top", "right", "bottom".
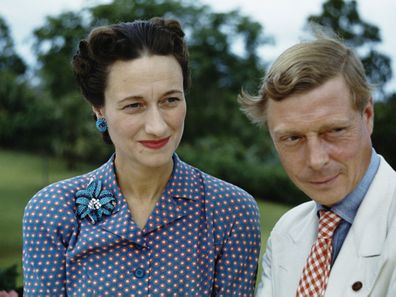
{"left": 180, "top": 158, "right": 257, "bottom": 209}
{"left": 22, "top": 159, "right": 115, "bottom": 246}
{"left": 201, "top": 171, "right": 253, "bottom": 200}
{"left": 181, "top": 160, "right": 261, "bottom": 245}
{"left": 24, "top": 167, "right": 98, "bottom": 217}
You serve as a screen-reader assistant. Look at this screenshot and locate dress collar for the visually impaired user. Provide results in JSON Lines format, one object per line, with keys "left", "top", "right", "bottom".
{"left": 92, "top": 153, "right": 201, "bottom": 203}
{"left": 82, "top": 153, "right": 202, "bottom": 238}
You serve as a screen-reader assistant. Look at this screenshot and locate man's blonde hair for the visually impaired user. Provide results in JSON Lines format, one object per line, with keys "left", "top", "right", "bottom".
{"left": 238, "top": 34, "right": 371, "bottom": 127}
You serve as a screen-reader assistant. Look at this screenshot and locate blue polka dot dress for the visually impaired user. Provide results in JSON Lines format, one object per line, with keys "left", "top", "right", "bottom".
{"left": 23, "top": 154, "right": 261, "bottom": 296}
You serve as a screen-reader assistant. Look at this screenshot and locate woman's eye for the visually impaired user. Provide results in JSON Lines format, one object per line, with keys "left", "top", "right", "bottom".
{"left": 168, "top": 97, "right": 180, "bottom": 102}
{"left": 123, "top": 102, "right": 143, "bottom": 110}
{"left": 161, "top": 97, "right": 180, "bottom": 106}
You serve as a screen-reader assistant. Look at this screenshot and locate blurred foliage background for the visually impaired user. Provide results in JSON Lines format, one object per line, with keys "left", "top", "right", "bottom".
{"left": 0, "top": 0, "right": 395, "bottom": 291}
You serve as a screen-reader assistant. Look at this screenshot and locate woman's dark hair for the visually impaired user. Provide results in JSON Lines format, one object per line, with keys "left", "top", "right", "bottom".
{"left": 72, "top": 17, "right": 190, "bottom": 143}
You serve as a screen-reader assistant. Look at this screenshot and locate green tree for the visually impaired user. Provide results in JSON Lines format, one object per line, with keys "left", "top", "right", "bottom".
{"left": 33, "top": 0, "right": 269, "bottom": 141}
{"left": 32, "top": 11, "right": 112, "bottom": 166}
{"left": 307, "top": 0, "right": 392, "bottom": 97}
{"left": 0, "top": 15, "right": 56, "bottom": 151}
{"left": 0, "top": 16, "right": 26, "bottom": 76}
{"left": 30, "top": 0, "right": 310, "bottom": 204}
{"left": 372, "top": 93, "right": 396, "bottom": 167}
{"left": 31, "top": 0, "right": 276, "bottom": 173}
{"left": 308, "top": 0, "right": 396, "bottom": 171}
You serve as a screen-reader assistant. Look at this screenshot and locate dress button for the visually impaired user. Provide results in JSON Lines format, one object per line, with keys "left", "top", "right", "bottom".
{"left": 134, "top": 268, "right": 145, "bottom": 278}
{"left": 352, "top": 281, "right": 363, "bottom": 291}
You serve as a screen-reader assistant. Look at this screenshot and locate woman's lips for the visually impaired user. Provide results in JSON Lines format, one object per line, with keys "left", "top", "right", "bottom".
{"left": 139, "top": 137, "right": 170, "bottom": 149}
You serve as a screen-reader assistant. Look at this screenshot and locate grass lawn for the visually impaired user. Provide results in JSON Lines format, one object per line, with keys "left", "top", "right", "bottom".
{"left": 0, "top": 149, "right": 92, "bottom": 287}
{"left": 0, "top": 149, "right": 290, "bottom": 289}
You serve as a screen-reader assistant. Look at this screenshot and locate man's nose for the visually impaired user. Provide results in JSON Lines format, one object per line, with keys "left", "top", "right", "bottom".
{"left": 306, "top": 137, "right": 330, "bottom": 171}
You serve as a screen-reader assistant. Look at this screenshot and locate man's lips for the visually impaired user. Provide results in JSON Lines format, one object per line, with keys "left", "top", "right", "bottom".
{"left": 139, "top": 137, "right": 170, "bottom": 149}
{"left": 309, "top": 173, "right": 340, "bottom": 185}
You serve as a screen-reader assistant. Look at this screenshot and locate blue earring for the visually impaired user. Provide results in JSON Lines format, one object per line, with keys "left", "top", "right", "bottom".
{"left": 96, "top": 118, "right": 107, "bottom": 133}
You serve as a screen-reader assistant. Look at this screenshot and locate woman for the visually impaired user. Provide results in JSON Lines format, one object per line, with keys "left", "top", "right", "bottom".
{"left": 23, "top": 17, "right": 260, "bottom": 296}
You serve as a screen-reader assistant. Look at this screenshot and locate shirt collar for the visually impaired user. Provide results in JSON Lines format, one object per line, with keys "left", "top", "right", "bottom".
{"left": 317, "top": 148, "right": 380, "bottom": 223}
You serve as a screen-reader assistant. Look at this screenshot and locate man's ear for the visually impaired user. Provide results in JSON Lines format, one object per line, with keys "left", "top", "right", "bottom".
{"left": 92, "top": 106, "right": 105, "bottom": 119}
{"left": 363, "top": 97, "right": 374, "bottom": 136}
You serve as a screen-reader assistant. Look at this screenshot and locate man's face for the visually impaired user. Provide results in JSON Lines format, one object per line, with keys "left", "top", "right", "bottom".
{"left": 266, "top": 75, "right": 374, "bottom": 207}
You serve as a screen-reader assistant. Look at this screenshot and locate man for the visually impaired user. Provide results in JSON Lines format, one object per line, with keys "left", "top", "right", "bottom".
{"left": 239, "top": 35, "right": 396, "bottom": 296}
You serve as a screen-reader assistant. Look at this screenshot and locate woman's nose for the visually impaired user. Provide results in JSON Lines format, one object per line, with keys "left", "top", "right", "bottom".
{"left": 144, "top": 107, "right": 167, "bottom": 136}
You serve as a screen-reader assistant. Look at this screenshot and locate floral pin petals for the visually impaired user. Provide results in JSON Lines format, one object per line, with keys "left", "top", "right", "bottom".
{"left": 75, "top": 179, "right": 116, "bottom": 224}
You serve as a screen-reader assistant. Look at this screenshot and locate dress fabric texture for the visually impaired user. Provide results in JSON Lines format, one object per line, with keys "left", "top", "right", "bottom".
{"left": 23, "top": 154, "right": 261, "bottom": 296}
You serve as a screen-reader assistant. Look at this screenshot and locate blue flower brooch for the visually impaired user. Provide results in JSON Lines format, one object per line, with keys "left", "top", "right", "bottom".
{"left": 75, "top": 179, "right": 116, "bottom": 224}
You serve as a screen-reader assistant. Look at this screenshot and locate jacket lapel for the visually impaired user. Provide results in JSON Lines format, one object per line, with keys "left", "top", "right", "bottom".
{"left": 325, "top": 157, "right": 395, "bottom": 296}
{"left": 88, "top": 156, "right": 147, "bottom": 247}
{"left": 142, "top": 195, "right": 196, "bottom": 235}
{"left": 142, "top": 154, "right": 201, "bottom": 234}
{"left": 273, "top": 203, "right": 318, "bottom": 296}
{"left": 269, "top": 157, "right": 396, "bottom": 297}
{"left": 96, "top": 199, "right": 146, "bottom": 246}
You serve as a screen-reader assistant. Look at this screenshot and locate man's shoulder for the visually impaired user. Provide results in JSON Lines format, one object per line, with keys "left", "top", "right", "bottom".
{"left": 377, "top": 155, "right": 396, "bottom": 179}
{"left": 272, "top": 200, "right": 316, "bottom": 232}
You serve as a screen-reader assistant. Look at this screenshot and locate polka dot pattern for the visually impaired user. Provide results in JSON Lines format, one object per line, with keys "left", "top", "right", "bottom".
{"left": 23, "top": 154, "right": 261, "bottom": 296}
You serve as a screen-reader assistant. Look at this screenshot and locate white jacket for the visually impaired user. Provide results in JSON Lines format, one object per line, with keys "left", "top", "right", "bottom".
{"left": 257, "top": 156, "right": 396, "bottom": 297}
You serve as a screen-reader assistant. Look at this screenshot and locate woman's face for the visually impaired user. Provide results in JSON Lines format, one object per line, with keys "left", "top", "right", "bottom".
{"left": 95, "top": 55, "right": 186, "bottom": 170}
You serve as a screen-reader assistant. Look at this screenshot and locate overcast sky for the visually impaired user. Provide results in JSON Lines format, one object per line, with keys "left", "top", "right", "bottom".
{"left": 1, "top": 0, "right": 395, "bottom": 94}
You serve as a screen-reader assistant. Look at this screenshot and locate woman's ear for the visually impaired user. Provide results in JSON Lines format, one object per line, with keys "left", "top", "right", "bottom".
{"left": 92, "top": 106, "right": 105, "bottom": 119}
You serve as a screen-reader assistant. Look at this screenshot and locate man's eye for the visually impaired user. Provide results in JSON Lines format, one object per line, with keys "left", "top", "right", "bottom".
{"left": 286, "top": 136, "right": 301, "bottom": 142}
{"left": 329, "top": 127, "right": 346, "bottom": 135}
{"left": 278, "top": 135, "right": 302, "bottom": 146}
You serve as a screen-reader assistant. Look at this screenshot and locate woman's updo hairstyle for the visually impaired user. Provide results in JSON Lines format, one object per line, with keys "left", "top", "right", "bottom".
{"left": 72, "top": 17, "right": 190, "bottom": 143}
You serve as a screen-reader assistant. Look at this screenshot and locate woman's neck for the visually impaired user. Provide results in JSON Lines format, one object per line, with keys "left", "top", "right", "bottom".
{"left": 114, "top": 155, "right": 173, "bottom": 204}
